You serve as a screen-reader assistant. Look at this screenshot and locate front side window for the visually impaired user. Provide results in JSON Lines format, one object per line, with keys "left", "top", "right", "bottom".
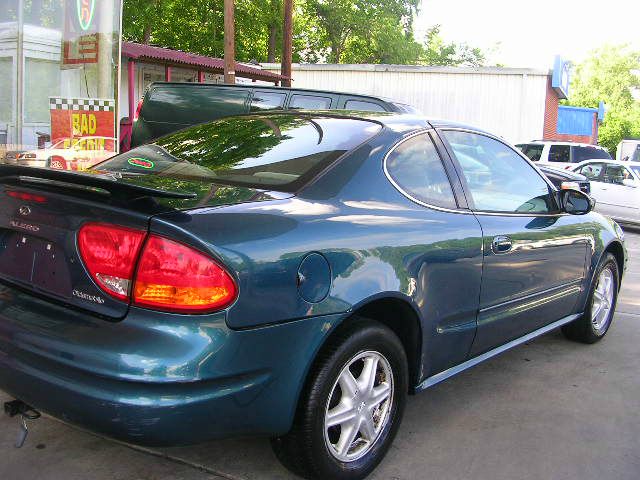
{"left": 444, "top": 130, "right": 554, "bottom": 213}
{"left": 548, "top": 145, "right": 570, "bottom": 162}
{"left": 289, "top": 95, "right": 332, "bottom": 110}
{"left": 603, "top": 164, "right": 633, "bottom": 185}
{"left": 385, "top": 133, "right": 456, "bottom": 209}
{"left": 518, "top": 144, "right": 544, "bottom": 161}
{"left": 577, "top": 162, "right": 604, "bottom": 180}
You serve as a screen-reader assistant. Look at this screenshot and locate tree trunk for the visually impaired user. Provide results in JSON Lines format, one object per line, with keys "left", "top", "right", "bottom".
{"left": 142, "top": 23, "right": 152, "bottom": 44}
{"left": 267, "top": 23, "right": 277, "bottom": 63}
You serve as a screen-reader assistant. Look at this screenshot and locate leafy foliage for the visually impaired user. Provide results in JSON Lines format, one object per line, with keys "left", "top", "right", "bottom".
{"left": 566, "top": 45, "right": 640, "bottom": 154}
{"left": 122, "top": 0, "right": 487, "bottom": 66}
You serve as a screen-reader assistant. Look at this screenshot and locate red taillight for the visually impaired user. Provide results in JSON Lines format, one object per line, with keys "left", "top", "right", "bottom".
{"left": 133, "top": 236, "right": 237, "bottom": 313}
{"left": 77, "top": 223, "right": 237, "bottom": 312}
{"left": 7, "top": 190, "right": 47, "bottom": 203}
{"left": 78, "top": 223, "right": 146, "bottom": 301}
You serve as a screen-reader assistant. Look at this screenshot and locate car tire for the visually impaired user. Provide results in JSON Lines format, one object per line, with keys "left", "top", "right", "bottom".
{"left": 271, "top": 318, "right": 408, "bottom": 480}
{"left": 562, "top": 252, "right": 619, "bottom": 344}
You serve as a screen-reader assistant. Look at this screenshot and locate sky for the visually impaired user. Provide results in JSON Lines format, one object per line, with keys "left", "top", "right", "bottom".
{"left": 415, "top": 0, "right": 640, "bottom": 69}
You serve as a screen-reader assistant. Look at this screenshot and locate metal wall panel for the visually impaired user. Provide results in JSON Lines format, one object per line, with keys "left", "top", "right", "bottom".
{"left": 263, "top": 65, "right": 549, "bottom": 144}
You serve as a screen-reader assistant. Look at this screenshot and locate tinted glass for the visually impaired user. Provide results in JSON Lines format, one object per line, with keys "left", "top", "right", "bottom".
{"left": 290, "top": 95, "right": 332, "bottom": 110}
{"left": 572, "top": 145, "right": 612, "bottom": 162}
{"left": 603, "top": 164, "right": 633, "bottom": 185}
{"left": 518, "top": 144, "right": 544, "bottom": 161}
{"left": 577, "top": 162, "right": 604, "bottom": 179}
{"left": 393, "top": 103, "right": 421, "bottom": 114}
{"left": 95, "top": 115, "right": 381, "bottom": 192}
{"left": 444, "top": 131, "right": 554, "bottom": 213}
{"left": 250, "top": 91, "right": 287, "bottom": 110}
{"left": 548, "top": 145, "right": 570, "bottom": 162}
{"left": 386, "top": 134, "right": 456, "bottom": 208}
{"left": 631, "top": 166, "right": 640, "bottom": 177}
{"left": 344, "top": 100, "right": 386, "bottom": 112}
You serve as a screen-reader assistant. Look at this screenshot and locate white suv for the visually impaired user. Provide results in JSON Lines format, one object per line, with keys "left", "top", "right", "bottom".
{"left": 516, "top": 141, "right": 612, "bottom": 166}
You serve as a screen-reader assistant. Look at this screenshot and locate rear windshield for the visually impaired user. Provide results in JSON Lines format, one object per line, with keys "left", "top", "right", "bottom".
{"left": 95, "top": 115, "right": 381, "bottom": 192}
{"left": 572, "top": 146, "right": 612, "bottom": 162}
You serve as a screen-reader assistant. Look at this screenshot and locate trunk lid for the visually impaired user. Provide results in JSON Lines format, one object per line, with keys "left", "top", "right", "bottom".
{"left": 0, "top": 165, "right": 285, "bottom": 318}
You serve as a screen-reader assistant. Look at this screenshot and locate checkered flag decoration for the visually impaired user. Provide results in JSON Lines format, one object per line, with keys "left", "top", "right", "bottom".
{"left": 49, "top": 97, "right": 115, "bottom": 112}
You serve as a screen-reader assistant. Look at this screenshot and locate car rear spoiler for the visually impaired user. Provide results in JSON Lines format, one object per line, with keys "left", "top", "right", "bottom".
{"left": 0, "top": 165, "right": 197, "bottom": 200}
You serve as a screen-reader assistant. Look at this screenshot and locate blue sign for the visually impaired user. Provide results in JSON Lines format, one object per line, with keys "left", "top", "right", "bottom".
{"left": 552, "top": 55, "right": 570, "bottom": 99}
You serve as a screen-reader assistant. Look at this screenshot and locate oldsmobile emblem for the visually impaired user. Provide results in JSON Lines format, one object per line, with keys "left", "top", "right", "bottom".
{"left": 19, "top": 205, "right": 31, "bottom": 216}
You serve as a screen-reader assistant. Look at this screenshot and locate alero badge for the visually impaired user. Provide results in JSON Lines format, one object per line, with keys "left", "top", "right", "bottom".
{"left": 128, "top": 157, "right": 154, "bottom": 169}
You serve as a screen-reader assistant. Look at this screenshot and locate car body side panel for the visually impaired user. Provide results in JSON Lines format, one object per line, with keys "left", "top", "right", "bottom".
{"left": 151, "top": 131, "right": 484, "bottom": 378}
{"left": 470, "top": 213, "right": 592, "bottom": 355}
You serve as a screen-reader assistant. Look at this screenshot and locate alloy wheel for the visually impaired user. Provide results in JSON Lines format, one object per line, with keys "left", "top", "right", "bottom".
{"left": 323, "top": 350, "right": 394, "bottom": 463}
{"left": 591, "top": 267, "right": 615, "bottom": 333}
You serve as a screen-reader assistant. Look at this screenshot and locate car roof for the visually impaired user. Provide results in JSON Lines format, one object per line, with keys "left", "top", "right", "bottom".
{"left": 573, "top": 159, "right": 640, "bottom": 166}
{"left": 519, "top": 140, "right": 605, "bottom": 148}
{"left": 223, "top": 110, "right": 492, "bottom": 136}
{"left": 150, "top": 81, "right": 402, "bottom": 105}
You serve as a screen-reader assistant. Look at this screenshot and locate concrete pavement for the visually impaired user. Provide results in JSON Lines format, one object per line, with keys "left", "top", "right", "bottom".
{"left": 2, "top": 229, "right": 639, "bottom": 480}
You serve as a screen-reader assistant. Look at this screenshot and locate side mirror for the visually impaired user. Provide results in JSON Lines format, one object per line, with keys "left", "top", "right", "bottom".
{"left": 622, "top": 178, "right": 637, "bottom": 188}
{"left": 561, "top": 189, "right": 595, "bottom": 215}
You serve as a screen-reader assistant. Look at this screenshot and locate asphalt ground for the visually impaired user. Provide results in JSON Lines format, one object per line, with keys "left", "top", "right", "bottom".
{"left": 2, "top": 227, "right": 639, "bottom": 480}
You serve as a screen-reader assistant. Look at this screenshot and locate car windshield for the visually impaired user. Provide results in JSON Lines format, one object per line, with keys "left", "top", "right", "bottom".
{"left": 572, "top": 146, "right": 612, "bottom": 162}
{"left": 94, "top": 115, "right": 381, "bottom": 192}
{"left": 630, "top": 166, "right": 640, "bottom": 178}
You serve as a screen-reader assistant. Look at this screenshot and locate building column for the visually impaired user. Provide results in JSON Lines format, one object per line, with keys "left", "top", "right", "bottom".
{"left": 127, "top": 59, "right": 136, "bottom": 120}
{"left": 198, "top": 70, "right": 205, "bottom": 83}
{"left": 165, "top": 65, "right": 172, "bottom": 82}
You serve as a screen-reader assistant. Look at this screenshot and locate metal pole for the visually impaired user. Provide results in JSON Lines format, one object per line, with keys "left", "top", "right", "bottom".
{"left": 281, "top": 0, "right": 293, "bottom": 87}
{"left": 16, "top": 0, "right": 24, "bottom": 147}
{"left": 223, "top": 0, "right": 235, "bottom": 84}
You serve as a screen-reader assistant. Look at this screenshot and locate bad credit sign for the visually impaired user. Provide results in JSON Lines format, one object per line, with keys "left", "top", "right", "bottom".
{"left": 49, "top": 97, "right": 116, "bottom": 151}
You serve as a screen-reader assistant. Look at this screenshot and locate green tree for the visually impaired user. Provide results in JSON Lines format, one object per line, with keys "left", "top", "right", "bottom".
{"left": 567, "top": 45, "right": 640, "bottom": 154}
{"left": 301, "top": 0, "right": 420, "bottom": 63}
{"left": 420, "top": 25, "right": 485, "bottom": 67}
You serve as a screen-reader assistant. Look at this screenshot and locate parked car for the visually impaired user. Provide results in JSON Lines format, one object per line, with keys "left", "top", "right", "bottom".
{"left": 130, "top": 82, "right": 420, "bottom": 148}
{"left": 13, "top": 136, "right": 117, "bottom": 170}
{"left": 0, "top": 112, "right": 626, "bottom": 480}
{"left": 516, "top": 140, "right": 612, "bottom": 166}
{"left": 537, "top": 164, "right": 591, "bottom": 194}
{"left": 566, "top": 159, "right": 640, "bottom": 226}
{"left": 616, "top": 138, "right": 640, "bottom": 162}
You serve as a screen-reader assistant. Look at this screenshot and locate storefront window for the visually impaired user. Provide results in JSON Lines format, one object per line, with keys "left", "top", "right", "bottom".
{"left": 0, "top": 0, "right": 122, "bottom": 169}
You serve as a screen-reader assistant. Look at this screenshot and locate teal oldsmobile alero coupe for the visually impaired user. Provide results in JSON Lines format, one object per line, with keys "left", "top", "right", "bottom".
{"left": 0, "top": 112, "right": 627, "bottom": 479}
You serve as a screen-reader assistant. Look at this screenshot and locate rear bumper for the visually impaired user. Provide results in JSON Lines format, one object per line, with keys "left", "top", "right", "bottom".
{"left": 0, "top": 283, "right": 342, "bottom": 446}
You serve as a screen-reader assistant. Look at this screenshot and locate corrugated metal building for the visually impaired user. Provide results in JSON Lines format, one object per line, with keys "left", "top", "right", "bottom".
{"left": 262, "top": 63, "right": 551, "bottom": 144}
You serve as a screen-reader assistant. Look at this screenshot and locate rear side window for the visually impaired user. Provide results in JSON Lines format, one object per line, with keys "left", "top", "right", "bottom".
{"left": 548, "top": 145, "right": 570, "bottom": 162}
{"left": 518, "top": 144, "right": 544, "bottom": 161}
{"left": 96, "top": 115, "right": 381, "bottom": 192}
{"left": 290, "top": 95, "right": 332, "bottom": 110}
{"left": 385, "top": 133, "right": 456, "bottom": 209}
{"left": 344, "top": 100, "right": 386, "bottom": 112}
{"left": 572, "top": 146, "right": 612, "bottom": 162}
{"left": 250, "top": 91, "right": 287, "bottom": 110}
{"left": 143, "top": 85, "right": 250, "bottom": 123}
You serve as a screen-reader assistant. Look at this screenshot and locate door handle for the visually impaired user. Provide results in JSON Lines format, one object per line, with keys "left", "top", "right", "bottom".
{"left": 492, "top": 235, "right": 512, "bottom": 254}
